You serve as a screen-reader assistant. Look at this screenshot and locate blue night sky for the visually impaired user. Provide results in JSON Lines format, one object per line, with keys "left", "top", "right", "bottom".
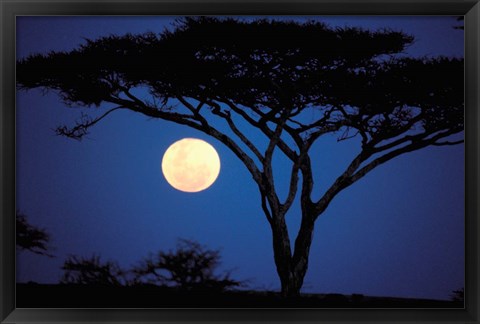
{"left": 16, "top": 16, "right": 464, "bottom": 301}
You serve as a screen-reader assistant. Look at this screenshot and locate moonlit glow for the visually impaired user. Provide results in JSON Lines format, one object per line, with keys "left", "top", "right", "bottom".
{"left": 161, "top": 138, "right": 221, "bottom": 193}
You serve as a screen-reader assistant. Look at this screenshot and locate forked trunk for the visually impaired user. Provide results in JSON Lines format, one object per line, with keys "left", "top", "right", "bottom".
{"left": 271, "top": 212, "right": 315, "bottom": 298}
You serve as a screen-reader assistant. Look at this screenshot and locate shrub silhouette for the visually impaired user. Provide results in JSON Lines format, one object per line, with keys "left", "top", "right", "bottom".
{"left": 59, "top": 240, "right": 241, "bottom": 292}
{"left": 133, "top": 239, "right": 241, "bottom": 291}
{"left": 60, "top": 254, "right": 127, "bottom": 286}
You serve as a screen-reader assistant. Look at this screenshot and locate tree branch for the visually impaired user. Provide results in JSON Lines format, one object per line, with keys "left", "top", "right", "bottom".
{"left": 370, "top": 113, "right": 424, "bottom": 148}
{"left": 203, "top": 99, "right": 264, "bottom": 163}
{"left": 216, "top": 98, "right": 297, "bottom": 161}
{"left": 432, "top": 139, "right": 464, "bottom": 146}
{"left": 55, "top": 106, "right": 126, "bottom": 140}
{"left": 313, "top": 149, "right": 372, "bottom": 218}
{"left": 295, "top": 106, "right": 337, "bottom": 133}
{"left": 110, "top": 97, "right": 266, "bottom": 190}
{"left": 120, "top": 87, "right": 149, "bottom": 108}
{"left": 283, "top": 161, "right": 300, "bottom": 211}
{"left": 372, "top": 131, "right": 428, "bottom": 153}
{"left": 262, "top": 119, "right": 287, "bottom": 216}
{"left": 260, "top": 191, "right": 274, "bottom": 226}
{"left": 176, "top": 95, "right": 210, "bottom": 128}
{"left": 351, "top": 128, "right": 463, "bottom": 183}
{"left": 312, "top": 126, "right": 462, "bottom": 219}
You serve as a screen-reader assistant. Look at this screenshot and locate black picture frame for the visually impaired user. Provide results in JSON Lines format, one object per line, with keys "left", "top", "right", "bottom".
{"left": 1, "top": 0, "right": 479, "bottom": 323}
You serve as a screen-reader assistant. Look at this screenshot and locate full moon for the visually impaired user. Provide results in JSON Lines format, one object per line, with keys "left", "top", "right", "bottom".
{"left": 161, "top": 138, "right": 221, "bottom": 193}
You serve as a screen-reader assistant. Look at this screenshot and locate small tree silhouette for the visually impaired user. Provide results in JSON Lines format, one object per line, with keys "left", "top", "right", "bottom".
{"left": 60, "top": 254, "right": 127, "bottom": 286}
{"left": 133, "top": 239, "right": 241, "bottom": 291}
{"left": 16, "top": 211, "right": 53, "bottom": 257}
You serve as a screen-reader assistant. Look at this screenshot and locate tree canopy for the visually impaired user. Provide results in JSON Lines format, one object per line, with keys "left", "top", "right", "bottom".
{"left": 17, "top": 17, "right": 462, "bottom": 147}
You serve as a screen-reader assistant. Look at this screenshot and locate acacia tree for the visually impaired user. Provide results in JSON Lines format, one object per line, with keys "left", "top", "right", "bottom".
{"left": 133, "top": 239, "right": 241, "bottom": 291}
{"left": 17, "top": 17, "right": 463, "bottom": 297}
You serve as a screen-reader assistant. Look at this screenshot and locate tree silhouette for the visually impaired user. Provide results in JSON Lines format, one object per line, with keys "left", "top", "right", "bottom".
{"left": 60, "top": 254, "right": 127, "bottom": 286}
{"left": 16, "top": 17, "right": 464, "bottom": 297}
{"left": 16, "top": 211, "right": 53, "bottom": 257}
{"left": 133, "top": 239, "right": 241, "bottom": 291}
{"left": 59, "top": 240, "right": 240, "bottom": 291}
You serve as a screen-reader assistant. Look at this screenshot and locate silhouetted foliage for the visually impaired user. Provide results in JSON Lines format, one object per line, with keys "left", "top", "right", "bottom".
{"left": 133, "top": 239, "right": 241, "bottom": 291}
{"left": 60, "top": 254, "right": 127, "bottom": 286}
{"left": 16, "top": 211, "right": 53, "bottom": 257}
{"left": 58, "top": 240, "right": 241, "bottom": 292}
{"left": 450, "top": 287, "right": 464, "bottom": 302}
{"left": 17, "top": 17, "right": 464, "bottom": 297}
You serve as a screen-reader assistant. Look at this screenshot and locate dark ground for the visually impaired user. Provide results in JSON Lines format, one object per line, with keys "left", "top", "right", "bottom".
{"left": 16, "top": 283, "right": 463, "bottom": 308}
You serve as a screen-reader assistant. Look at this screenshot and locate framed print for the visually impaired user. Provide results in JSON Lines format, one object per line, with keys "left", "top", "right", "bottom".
{"left": 1, "top": 0, "right": 479, "bottom": 323}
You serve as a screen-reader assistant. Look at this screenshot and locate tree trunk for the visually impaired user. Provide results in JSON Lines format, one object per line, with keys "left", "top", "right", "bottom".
{"left": 271, "top": 211, "right": 315, "bottom": 298}
{"left": 266, "top": 154, "right": 317, "bottom": 298}
{"left": 290, "top": 215, "right": 315, "bottom": 296}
